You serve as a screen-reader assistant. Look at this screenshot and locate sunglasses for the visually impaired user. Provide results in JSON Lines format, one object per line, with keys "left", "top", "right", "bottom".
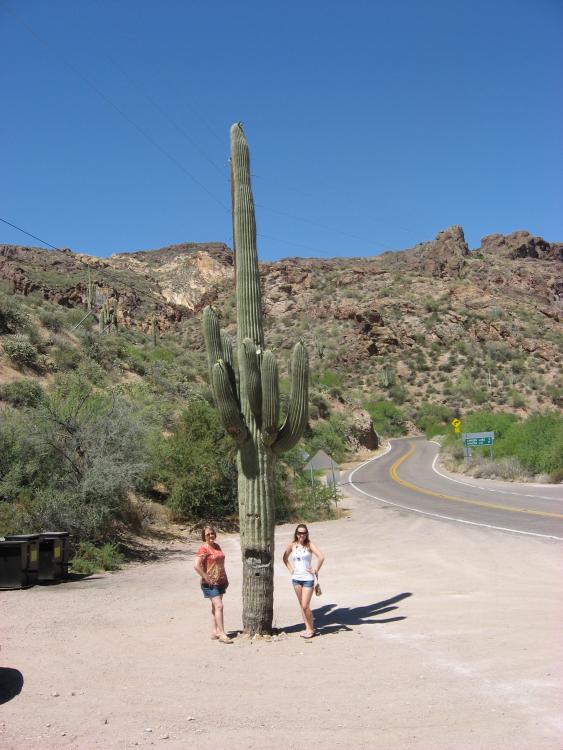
{"left": 205, "top": 532, "right": 216, "bottom": 537}
{"left": 297, "top": 531, "right": 307, "bottom": 535}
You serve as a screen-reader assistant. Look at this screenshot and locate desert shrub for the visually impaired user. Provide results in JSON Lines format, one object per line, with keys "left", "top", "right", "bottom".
{"left": 545, "top": 383, "right": 563, "bottom": 407}
{"left": 317, "top": 370, "right": 344, "bottom": 390}
{"left": 309, "top": 389, "right": 331, "bottom": 420}
{"left": 2, "top": 335, "right": 39, "bottom": 368}
{"left": 304, "top": 413, "right": 349, "bottom": 463}
{"left": 0, "top": 293, "right": 30, "bottom": 333}
{"left": 388, "top": 384, "right": 407, "bottom": 404}
{"left": 279, "top": 475, "right": 337, "bottom": 523}
{"left": 0, "top": 379, "right": 44, "bottom": 407}
{"left": 147, "top": 346, "right": 178, "bottom": 364}
{"left": 364, "top": 399, "right": 405, "bottom": 437}
{"left": 498, "top": 412, "right": 563, "bottom": 477}
{"left": 0, "top": 373, "right": 152, "bottom": 541}
{"left": 509, "top": 389, "right": 526, "bottom": 409}
{"left": 424, "top": 297, "right": 441, "bottom": 313}
{"left": 148, "top": 400, "right": 237, "bottom": 520}
{"left": 39, "top": 310, "right": 64, "bottom": 333}
{"left": 469, "top": 456, "right": 532, "bottom": 481}
{"left": 415, "top": 402, "right": 453, "bottom": 438}
{"left": 70, "top": 541, "right": 124, "bottom": 575}
{"left": 52, "top": 342, "right": 82, "bottom": 371}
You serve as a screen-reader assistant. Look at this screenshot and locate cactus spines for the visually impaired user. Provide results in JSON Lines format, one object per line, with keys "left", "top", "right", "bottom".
{"left": 202, "top": 123, "right": 309, "bottom": 635}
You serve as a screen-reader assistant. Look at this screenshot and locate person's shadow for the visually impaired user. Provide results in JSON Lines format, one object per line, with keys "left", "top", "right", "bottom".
{"left": 0, "top": 668, "right": 24, "bottom": 704}
{"left": 280, "top": 592, "right": 412, "bottom": 635}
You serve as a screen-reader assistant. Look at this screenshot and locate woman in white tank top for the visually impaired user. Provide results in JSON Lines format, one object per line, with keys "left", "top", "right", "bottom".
{"left": 283, "top": 524, "right": 325, "bottom": 638}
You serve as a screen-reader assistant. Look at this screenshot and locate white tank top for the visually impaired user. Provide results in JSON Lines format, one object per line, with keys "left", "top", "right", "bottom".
{"left": 291, "top": 544, "right": 314, "bottom": 581}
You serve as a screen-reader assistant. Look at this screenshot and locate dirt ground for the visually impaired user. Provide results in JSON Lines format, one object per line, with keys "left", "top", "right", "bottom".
{"left": 2, "top": 457, "right": 563, "bottom": 750}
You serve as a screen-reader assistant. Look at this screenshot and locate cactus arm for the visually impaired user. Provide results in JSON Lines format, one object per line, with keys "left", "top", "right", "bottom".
{"left": 220, "top": 330, "right": 239, "bottom": 399}
{"left": 272, "top": 341, "right": 309, "bottom": 454}
{"left": 203, "top": 306, "right": 225, "bottom": 382}
{"left": 221, "top": 330, "right": 234, "bottom": 368}
{"left": 239, "top": 338, "right": 262, "bottom": 422}
{"left": 212, "top": 361, "right": 248, "bottom": 444}
{"left": 261, "top": 350, "right": 279, "bottom": 446}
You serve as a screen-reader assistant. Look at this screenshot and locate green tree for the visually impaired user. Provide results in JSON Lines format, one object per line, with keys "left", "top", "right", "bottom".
{"left": 149, "top": 400, "right": 237, "bottom": 520}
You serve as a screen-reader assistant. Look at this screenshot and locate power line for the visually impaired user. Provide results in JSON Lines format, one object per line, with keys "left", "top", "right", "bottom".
{"left": 3, "top": 1, "right": 228, "bottom": 212}
{"left": 2, "top": 3, "right": 417, "bottom": 259}
{"left": 0, "top": 217, "right": 63, "bottom": 251}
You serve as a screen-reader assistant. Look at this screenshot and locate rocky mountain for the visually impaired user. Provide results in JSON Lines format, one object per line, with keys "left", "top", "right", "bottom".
{"left": 0, "top": 226, "right": 561, "bottom": 417}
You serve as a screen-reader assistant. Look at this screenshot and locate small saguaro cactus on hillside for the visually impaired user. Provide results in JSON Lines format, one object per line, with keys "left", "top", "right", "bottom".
{"left": 203, "top": 123, "right": 309, "bottom": 635}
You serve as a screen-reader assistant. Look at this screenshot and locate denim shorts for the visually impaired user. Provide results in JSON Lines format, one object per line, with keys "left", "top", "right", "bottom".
{"left": 201, "top": 583, "right": 227, "bottom": 598}
{"left": 292, "top": 579, "right": 314, "bottom": 588}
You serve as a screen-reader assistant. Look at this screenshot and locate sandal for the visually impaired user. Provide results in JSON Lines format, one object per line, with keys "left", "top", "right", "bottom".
{"left": 300, "top": 631, "right": 315, "bottom": 639}
{"left": 210, "top": 635, "right": 219, "bottom": 640}
{"left": 218, "top": 635, "right": 233, "bottom": 644}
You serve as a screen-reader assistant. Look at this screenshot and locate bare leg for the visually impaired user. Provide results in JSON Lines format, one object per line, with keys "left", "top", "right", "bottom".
{"left": 210, "top": 595, "right": 228, "bottom": 638}
{"left": 299, "top": 585, "right": 315, "bottom": 634}
{"left": 210, "top": 601, "right": 218, "bottom": 638}
{"left": 293, "top": 583, "right": 315, "bottom": 634}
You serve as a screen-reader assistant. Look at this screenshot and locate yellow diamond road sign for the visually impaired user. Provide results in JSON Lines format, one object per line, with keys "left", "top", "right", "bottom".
{"left": 451, "top": 418, "right": 461, "bottom": 428}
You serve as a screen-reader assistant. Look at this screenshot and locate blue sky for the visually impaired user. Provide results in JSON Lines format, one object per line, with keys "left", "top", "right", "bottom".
{"left": 1, "top": 0, "right": 561, "bottom": 260}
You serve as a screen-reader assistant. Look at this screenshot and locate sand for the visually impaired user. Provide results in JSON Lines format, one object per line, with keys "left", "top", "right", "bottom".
{"left": 2, "top": 459, "right": 562, "bottom": 749}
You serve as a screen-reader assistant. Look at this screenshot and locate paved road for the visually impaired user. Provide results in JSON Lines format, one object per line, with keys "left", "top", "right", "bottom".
{"left": 344, "top": 438, "right": 563, "bottom": 540}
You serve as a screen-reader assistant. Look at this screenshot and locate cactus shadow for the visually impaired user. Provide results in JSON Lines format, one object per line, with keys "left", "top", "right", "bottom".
{"left": 280, "top": 591, "right": 412, "bottom": 636}
{"left": 0, "top": 667, "right": 24, "bottom": 704}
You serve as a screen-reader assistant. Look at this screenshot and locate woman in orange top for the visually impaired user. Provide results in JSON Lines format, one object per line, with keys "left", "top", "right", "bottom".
{"left": 193, "top": 526, "right": 232, "bottom": 643}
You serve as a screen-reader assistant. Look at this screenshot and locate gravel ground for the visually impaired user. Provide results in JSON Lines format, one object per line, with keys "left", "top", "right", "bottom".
{"left": 2, "top": 461, "right": 562, "bottom": 749}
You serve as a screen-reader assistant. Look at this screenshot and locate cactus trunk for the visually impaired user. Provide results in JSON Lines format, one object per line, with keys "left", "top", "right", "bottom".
{"left": 203, "top": 123, "right": 309, "bottom": 635}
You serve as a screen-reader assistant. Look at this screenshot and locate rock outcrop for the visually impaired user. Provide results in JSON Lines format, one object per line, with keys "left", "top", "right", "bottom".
{"left": 480, "top": 231, "right": 562, "bottom": 261}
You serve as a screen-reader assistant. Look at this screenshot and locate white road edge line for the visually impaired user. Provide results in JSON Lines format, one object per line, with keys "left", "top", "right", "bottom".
{"left": 429, "top": 446, "right": 561, "bottom": 501}
{"left": 347, "top": 443, "right": 563, "bottom": 542}
{"left": 430, "top": 454, "right": 559, "bottom": 500}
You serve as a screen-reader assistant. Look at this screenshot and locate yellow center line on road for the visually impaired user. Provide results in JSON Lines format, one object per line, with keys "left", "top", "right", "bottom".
{"left": 390, "top": 444, "right": 563, "bottom": 520}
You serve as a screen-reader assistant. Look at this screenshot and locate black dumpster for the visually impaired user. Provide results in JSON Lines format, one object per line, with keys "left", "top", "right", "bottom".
{"left": 38, "top": 531, "right": 70, "bottom": 581}
{"left": 0, "top": 534, "right": 40, "bottom": 589}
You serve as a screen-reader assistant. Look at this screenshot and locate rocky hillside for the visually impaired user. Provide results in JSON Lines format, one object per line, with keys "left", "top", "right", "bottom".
{"left": 0, "top": 226, "right": 561, "bottom": 418}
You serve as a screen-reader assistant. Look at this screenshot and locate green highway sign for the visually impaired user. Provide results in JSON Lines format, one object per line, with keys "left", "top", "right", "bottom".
{"left": 462, "top": 431, "right": 495, "bottom": 447}
{"left": 464, "top": 436, "right": 493, "bottom": 446}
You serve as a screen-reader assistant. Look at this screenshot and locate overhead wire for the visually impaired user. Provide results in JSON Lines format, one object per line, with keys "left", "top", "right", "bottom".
{"left": 1, "top": 1, "right": 420, "bottom": 259}
{"left": 2, "top": 1, "right": 228, "bottom": 212}
{"left": 0, "top": 217, "right": 63, "bottom": 252}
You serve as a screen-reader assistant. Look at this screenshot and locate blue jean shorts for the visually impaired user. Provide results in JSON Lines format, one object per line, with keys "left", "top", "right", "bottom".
{"left": 201, "top": 583, "right": 227, "bottom": 598}
{"left": 292, "top": 579, "right": 314, "bottom": 588}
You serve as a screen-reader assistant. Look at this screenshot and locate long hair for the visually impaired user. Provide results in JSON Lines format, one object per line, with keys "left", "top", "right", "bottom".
{"left": 293, "top": 523, "right": 310, "bottom": 548}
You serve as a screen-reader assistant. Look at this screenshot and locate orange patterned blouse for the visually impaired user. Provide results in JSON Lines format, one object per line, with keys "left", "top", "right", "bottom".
{"left": 196, "top": 543, "right": 228, "bottom": 586}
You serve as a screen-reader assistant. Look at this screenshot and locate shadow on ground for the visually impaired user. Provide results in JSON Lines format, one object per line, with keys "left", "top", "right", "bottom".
{"left": 0, "top": 668, "right": 23, "bottom": 704}
{"left": 280, "top": 592, "right": 412, "bottom": 635}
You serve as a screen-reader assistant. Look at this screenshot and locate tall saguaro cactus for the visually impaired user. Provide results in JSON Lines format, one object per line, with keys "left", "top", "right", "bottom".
{"left": 203, "top": 123, "right": 309, "bottom": 635}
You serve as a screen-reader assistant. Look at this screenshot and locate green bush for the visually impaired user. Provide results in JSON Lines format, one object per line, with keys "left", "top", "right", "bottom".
{"left": 148, "top": 400, "right": 237, "bottom": 520}
{"left": 39, "top": 310, "right": 64, "bottom": 333}
{"left": 364, "top": 399, "right": 405, "bottom": 437}
{"left": 0, "top": 373, "right": 153, "bottom": 541}
{"left": 415, "top": 402, "right": 453, "bottom": 438}
{"left": 70, "top": 541, "right": 124, "bottom": 575}
{"left": 2, "top": 335, "right": 39, "bottom": 368}
{"left": 0, "top": 293, "right": 30, "bottom": 333}
{"left": 275, "top": 470, "right": 337, "bottom": 523}
{"left": 498, "top": 412, "right": 563, "bottom": 477}
{"left": 52, "top": 343, "right": 82, "bottom": 371}
{"left": 445, "top": 410, "right": 563, "bottom": 479}
{"left": 0, "top": 378, "right": 44, "bottom": 407}
{"left": 317, "top": 370, "right": 343, "bottom": 389}
{"left": 305, "top": 413, "right": 349, "bottom": 463}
